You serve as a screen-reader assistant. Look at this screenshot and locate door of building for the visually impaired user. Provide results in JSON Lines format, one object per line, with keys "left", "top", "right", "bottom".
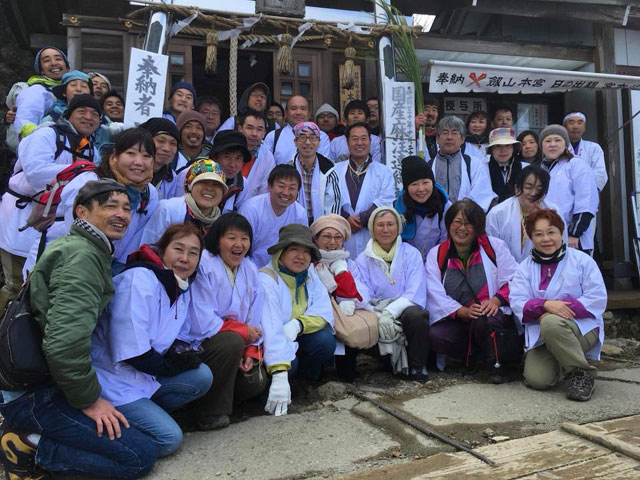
{"left": 273, "top": 49, "right": 322, "bottom": 113}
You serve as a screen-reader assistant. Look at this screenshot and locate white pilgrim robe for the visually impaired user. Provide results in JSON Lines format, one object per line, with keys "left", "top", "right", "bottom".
{"left": 542, "top": 157, "right": 598, "bottom": 251}
{"left": 324, "top": 160, "right": 396, "bottom": 259}
{"left": 486, "top": 196, "right": 567, "bottom": 263}
{"left": 425, "top": 236, "right": 518, "bottom": 325}
{"left": 403, "top": 201, "right": 451, "bottom": 263}
{"left": 262, "top": 124, "right": 331, "bottom": 165}
{"left": 235, "top": 147, "right": 275, "bottom": 207}
{"left": 355, "top": 239, "right": 427, "bottom": 319}
{"left": 91, "top": 267, "right": 191, "bottom": 406}
{"left": 0, "top": 125, "right": 99, "bottom": 258}
{"left": 139, "top": 196, "right": 189, "bottom": 247}
{"left": 259, "top": 262, "right": 332, "bottom": 367}
{"left": 430, "top": 152, "right": 496, "bottom": 212}
{"left": 568, "top": 139, "right": 607, "bottom": 191}
{"left": 291, "top": 154, "right": 338, "bottom": 223}
{"left": 328, "top": 134, "right": 382, "bottom": 163}
{"left": 509, "top": 248, "right": 606, "bottom": 359}
{"left": 184, "top": 253, "right": 264, "bottom": 348}
{"left": 238, "top": 193, "right": 307, "bottom": 268}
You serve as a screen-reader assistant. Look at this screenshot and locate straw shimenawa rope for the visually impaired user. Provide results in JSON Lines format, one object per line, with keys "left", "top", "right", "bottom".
{"left": 205, "top": 21, "right": 218, "bottom": 75}
{"left": 277, "top": 33, "right": 294, "bottom": 75}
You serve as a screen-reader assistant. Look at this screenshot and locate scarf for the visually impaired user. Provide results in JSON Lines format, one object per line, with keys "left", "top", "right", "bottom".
{"left": 530, "top": 243, "right": 567, "bottom": 264}
{"left": 27, "top": 75, "right": 60, "bottom": 88}
{"left": 466, "top": 133, "right": 488, "bottom": 147}
{"left": 372, "top": 237, "right": 399, "bottom": 269}
{"left": 488, "top": 155, "right": 521, "bottom": 203}
{"left": 109, "top": 155, "right": 153, "bottom": 190}
{"left": 152, "top": 164, "right": 174, "bottom": 187}
{"left": 185, "top": 192, "right": 220, "bottom": 227}
{"left": 317, "top": 248, "right": 349, "bottom": 266}
{"left": 72, "top": 218, "right": 113, "bottom": 254}
{"left": 277, "top": 261, "right": 309, "bottom": 303}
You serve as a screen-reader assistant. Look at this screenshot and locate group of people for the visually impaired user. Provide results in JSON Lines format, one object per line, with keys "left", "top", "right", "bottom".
{"left": 0, "top": 45, "right": 608, "bottom": 480}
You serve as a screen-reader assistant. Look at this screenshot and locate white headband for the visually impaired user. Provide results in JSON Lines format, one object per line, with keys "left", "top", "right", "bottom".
{"left": 563, "top": 112, "right": 586, "bottom": 124}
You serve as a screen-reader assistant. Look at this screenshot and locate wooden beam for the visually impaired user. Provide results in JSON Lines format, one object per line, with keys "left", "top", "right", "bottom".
{"left": 595, "top": 23, "right": 629, "bottom": 285}
{"left": 413, "top": 34, "right": 594, "bottom": 62}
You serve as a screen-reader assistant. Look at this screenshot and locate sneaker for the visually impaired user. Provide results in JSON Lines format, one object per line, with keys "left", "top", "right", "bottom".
{"left": 0, "top": 430, "right": 49, "bottom": 479}
{"left": 195, "top": 414, "right": 230, "bottom": 431}
{"left": 566, "top": 369, "right": 595, "bottom": 402}
{"left": 409, "top": 366, "right": 430, "bottom": 383}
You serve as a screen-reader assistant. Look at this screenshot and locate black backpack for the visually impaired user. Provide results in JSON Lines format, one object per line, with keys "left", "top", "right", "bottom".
{"left": 0, "top": 278, "right": 51, "bottom": 390}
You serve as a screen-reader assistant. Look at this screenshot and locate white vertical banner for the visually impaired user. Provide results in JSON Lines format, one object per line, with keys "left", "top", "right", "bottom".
{"left": 631, "top": 91, "right": 640, "bottom": 274}
{"left": 382, "top": 79, "right": 416, "bottom": 191}
{"left": 124, "top": 48, "right": 169, "bottom": 126}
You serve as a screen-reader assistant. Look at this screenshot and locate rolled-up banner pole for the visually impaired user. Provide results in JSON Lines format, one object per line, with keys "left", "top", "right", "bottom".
{"left": 143, "top": 11, "right": 173, "bottom": 54}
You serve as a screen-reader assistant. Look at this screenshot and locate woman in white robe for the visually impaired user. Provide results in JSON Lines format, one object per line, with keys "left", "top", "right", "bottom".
{"left": 394, "top": 155, "right": 450, "bottom": 262}
{"left": 140, "top": 159, "right": 227, "bottom": 246}
{"left": 486, "top": 165, "right": 567, "bottom": 263}
{"left": 91, "top": 222, "right": 213, "bottom": 457}
{"left": 538, "top": 124, "right": 598, "bottom": 253}
{"left": 260, "top": 224, "right": 335, "bottom": 416}
{"left": 510, "top": 208, "right": 606, "bottom": 402}
{"left": 425, "top": 199, "right": 519, "bottom": 383}
{"left": 355, "top": 206, "right": 431, "bottom": 382}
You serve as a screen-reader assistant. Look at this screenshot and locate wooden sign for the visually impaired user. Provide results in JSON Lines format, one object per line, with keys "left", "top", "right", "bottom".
{"left": 339, "top": 64, "right": 362, "bottom": 122}
{"left": 255, "top": 0, "right": 305, "bottom": 18}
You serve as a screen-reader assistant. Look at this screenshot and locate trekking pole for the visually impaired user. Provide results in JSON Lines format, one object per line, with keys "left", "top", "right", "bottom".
{"left": 351, "top": 391, "right": 497, "bottom": 467}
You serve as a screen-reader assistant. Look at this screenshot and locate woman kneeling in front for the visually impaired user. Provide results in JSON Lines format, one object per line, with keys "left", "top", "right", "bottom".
{"left": 510, "top": 208, "right": 606, "bottom": 401}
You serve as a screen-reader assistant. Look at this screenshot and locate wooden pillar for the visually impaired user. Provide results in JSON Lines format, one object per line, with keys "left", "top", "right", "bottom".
{"left": 66, "top": 26, "right": 82, "bottom": 70}
{"left": 594, "top": 23, "right": 630, "bottom": 288}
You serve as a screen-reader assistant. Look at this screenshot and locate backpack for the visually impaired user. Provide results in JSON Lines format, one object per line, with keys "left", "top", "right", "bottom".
{"left": 272, "top": 127, "right": 284, "bottom": 154}
{"left": 20, "top": 160, "right": 96, "bottom": 233}
{"left": 436, "top": 236, "right": 496, "bottom": 280}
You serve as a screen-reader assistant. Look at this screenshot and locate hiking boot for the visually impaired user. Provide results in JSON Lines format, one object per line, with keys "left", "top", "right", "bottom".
{"left": 196, "top": 414, "right": 230, "bottom": 431}
{"left": 566, "top": 369, "right": 595, "bottom": 402}
{"left": 0, "top": 430, "right": 49, "bottom": 479}
{"left": 487, "top": 366, "right": 510, "bottom": 385}
{"left": 409, "top": 366, "right": 430, "bottom": 383}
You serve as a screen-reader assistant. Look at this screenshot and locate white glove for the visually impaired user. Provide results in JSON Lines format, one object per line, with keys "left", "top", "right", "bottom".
{"left": 338, "top": 300, "right": 356, "bottom": 316}
{"left": 265, "top": 372, "right": 291, "bottom": 416}
{"left": 329, "top": 258, "right": 348, "bottom": 275}
{"left": 378, "top": 310, "right": 395, "bottom": 340}
{"left": 283, "top": 319, "right": 302, "bottom": 342}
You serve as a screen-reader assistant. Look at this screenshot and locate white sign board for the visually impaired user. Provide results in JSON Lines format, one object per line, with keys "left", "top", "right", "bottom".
{"left": 383, "top": 79, "right": 416, "bottom": 191}
{"left": 429, "top": 60, "right": 640, "bottom": 94}
{"left": 124, "top": 48, "right": 169, "bottom": 126}
{"left": 443, "top": 97, "right": 487, "bottom": 116}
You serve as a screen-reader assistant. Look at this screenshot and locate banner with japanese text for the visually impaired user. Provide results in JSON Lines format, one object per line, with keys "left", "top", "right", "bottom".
{"left": 124, "top": 48, "right": 169, "bottom": 126}
{"left": 382, "top": 79, "right": 415, "bottom": 191}
{"left": 429, "top": 60, "right": 640, "bottom": 94}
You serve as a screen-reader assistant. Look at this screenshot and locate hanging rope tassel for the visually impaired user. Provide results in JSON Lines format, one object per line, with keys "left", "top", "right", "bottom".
{"left": 205, "top": 28, "right": 218, "bottom": 75}
{"left": 277, "top": 33, "right": 293, "bottom": 75}
{"left": 341, "top": 45, "right": 357, "bottom": 90}
{"left": 229, "top": 35, "right": 239, "bottom": 116}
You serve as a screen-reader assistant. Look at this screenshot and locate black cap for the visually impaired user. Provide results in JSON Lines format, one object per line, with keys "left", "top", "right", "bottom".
{"left": 139, "top": 117, "right": 180, "bottom": 143}
{"left": 401, "top": 155, "right": 434, "bottom": 191}
{"left": 64, "top": 93, "right": 103, "bottom": 118}
{"left": 73, "top": 179, "right": 127, "bottom": 213}
{"left": 210, "top": 130, "right": 251, "bottom": 163}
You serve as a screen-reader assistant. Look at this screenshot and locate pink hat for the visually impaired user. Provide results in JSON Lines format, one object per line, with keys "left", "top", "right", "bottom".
{"left": 310, "top": 214, "right": 351, "bottom": 241}
{"left": 293, "top": 121, "right": 321, "bottom": 139}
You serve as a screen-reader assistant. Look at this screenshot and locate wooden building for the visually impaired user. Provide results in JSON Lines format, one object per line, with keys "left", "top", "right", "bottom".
{"left": 3, "top": 0, "right": 640, "bottom": 293}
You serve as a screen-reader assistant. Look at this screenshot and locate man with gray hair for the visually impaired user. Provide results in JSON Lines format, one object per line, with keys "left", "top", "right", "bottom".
{"left": 428, "top": 115, "right": 495, "bottom": 211}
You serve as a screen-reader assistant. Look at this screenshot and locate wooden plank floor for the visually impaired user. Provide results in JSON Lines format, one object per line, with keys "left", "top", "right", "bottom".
{"left": 342, "top": 415, "right": 640, "bottom": 480}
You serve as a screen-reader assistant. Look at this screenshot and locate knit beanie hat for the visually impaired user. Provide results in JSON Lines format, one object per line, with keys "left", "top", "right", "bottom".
{"left": 539, "top": 124, "right": 570, "bottom": 150}
{"left": 169, "top": 81, "right": 197, "bottom": 106}
{"left": 401, "top": 155, "right": 434, "bottom": 191}
{"left": 176, "top": 110, "right": 206, "bottom": 133}
{"left": 34, "top": 46, "right": 70, "bottom": 75}
{"left": 88, "top": 72, "right": 112, "bottom": 91}
{"left": 64, "top": 93, "right": 102, "bottom": 118}
{"left": 344, "top": 100, "right": 370, "bottom": 119}
{"left": 310, "top": 214, "right": 352, "bottom": 242}
{"left": 315, "top": 103, "right": 339, "bottom": 120}
{"left": 367, "top": 206, "right": 404, "bottom": 238}
{"left": 140, "top": 117, "right": 180, "bottom": 142}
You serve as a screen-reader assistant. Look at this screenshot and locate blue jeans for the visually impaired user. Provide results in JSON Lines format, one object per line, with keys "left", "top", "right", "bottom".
{"left": 290, "top": 329, "right": 336, "bottom": 380}
{"left": 0, "top": 387, "right": 157, "bottom": 479}
{"left": 117, "top": 364, "right": 213, "bottom": 457}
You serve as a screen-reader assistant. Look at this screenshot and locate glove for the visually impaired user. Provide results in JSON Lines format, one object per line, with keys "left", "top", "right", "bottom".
{"left": 329, "top": 258, "right": 348, "bottom": 275}
{"left": 378, "top": 310, "right": 395, "bottom": 340}
{"left": 166, "top": 340, "right": 202, "bottom": 372}
{"left": 393, "top": 320, "right": 404, "bottom": 335}
{"left": 338, "top": 300, "right": 356, "bottom": 316}
{"left": 283, "top": 319, "right": 302, "bottom": 342}
{"left": 265, "top": 371, "right": 291, "bottom": 416}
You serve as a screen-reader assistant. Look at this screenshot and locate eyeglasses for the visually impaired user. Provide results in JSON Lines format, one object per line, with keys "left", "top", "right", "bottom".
{"left": 249, "top": 92, "right": 267, "bottom": 100}
{"left": 296, "top": 135, "right": 319, "bottom": 143}
{"left": 318, "top": 234, "right": 344, "bottom": 243}
{"left": 452, "top": 219, "right": 473, "bottom": 228}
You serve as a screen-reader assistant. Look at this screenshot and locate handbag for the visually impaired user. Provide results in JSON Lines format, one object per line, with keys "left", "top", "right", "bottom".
{"left": 0, "top": 279, "right": 51, "bottom": 390}
{"left": 331, "top": 298, "right": 379, "bottom": 350}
